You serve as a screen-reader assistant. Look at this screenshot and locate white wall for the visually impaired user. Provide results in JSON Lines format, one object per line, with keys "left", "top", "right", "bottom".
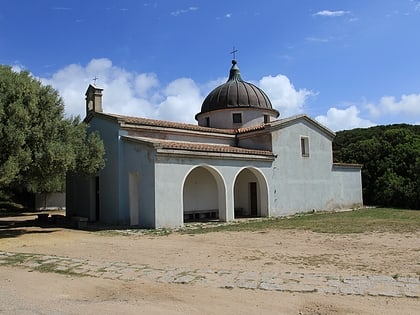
{"left": 121, "top": 140, "right": 156, "bottom": 228}
{"left": 154, "top": 157, "right": 272, "bottom": 228}
{"left": 331, "top": 165, "right": 363, "bottom": 209}
{"left": 88, "top": 117, "right": 122, "bottom": 224}
{"left": 269, "top": 118, "right": 362, "bottom": 215}
{"left": 183, "top": 167, "right": 218, "bottom": 212}
{"left": 197, "top": 108, "right": 278, "bottom": 129}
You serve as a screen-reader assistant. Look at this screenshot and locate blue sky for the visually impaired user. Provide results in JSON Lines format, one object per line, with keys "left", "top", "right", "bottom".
{"left": 1, "top": 0, "right": 420, "bottom": 130}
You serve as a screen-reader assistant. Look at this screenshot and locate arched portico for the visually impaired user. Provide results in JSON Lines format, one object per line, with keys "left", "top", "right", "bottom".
{"left": 182, "top": 165, "right": 227, "bottom": 222}
{"left": 233, "top": 167, "right": 269, "bottom": 218}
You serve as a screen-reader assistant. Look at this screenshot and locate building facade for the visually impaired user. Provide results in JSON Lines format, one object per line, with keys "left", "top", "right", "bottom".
{"left": 66, "top": 60, "right": 362, "bottom": 228}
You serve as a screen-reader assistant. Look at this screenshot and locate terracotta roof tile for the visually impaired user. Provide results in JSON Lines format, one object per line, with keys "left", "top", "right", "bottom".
{"left": 236, "top": 124, "right": 267, "bottom": 134}
{"left": 99, "top": 113, "right": 270, "bottom": 136}
{"left": 123, "top": 136, "right": 274, "bottom": 157}
{"left": 107, "top": 113, "right": 237, "bottom": 134}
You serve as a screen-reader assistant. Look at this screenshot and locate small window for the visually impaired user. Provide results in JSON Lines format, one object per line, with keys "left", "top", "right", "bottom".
{"left": 264, "top": 115, "right": 270, "bottom": 123}
{"left": 205, "top": 117, "right": 210, "bottom": 127}
{"left": 301, "top": 137, "right": 309, "bottom": 157}
{"left": 232, "top": 113, "right": 242, "bottom": 124}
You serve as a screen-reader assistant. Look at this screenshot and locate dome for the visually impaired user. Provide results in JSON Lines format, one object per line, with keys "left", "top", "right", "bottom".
{"left": 198, "top": 60, "right": 279, "bottom": 116}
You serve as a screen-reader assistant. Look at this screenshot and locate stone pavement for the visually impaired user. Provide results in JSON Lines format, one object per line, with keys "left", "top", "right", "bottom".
{"left": 0, "top": 251, "right": 418, "bottom": 298}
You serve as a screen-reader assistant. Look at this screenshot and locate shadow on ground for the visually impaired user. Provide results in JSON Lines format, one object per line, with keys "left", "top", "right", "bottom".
{"left": 0, "top": 214, "right": 65, "bottom": 239}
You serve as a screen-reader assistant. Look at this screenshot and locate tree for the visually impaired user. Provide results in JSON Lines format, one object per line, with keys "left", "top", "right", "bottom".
{"left": 0, "top": 65, "right": 105, "bottom": 201}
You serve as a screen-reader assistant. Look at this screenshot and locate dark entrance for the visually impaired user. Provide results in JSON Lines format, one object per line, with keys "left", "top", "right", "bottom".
{"left": 95, "top": 176, "right": 100, "bottom": 221}
{"left": 250, "top": 182, "right": 257, "bottom": 216}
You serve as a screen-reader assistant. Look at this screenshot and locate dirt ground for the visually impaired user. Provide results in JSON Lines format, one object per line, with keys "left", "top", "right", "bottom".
{"left": 0, "top": 211, "right": 419, "bottom": 314}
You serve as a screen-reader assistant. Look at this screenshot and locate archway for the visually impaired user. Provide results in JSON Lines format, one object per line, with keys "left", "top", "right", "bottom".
{"left": 182, "top": 166, "right": 226, "bottom": 222}
{"left": 233, "top": 168, "right": 269, "bottom": 218}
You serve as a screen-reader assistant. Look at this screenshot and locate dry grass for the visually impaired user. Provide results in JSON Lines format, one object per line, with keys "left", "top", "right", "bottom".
{"left": 182, "top": 208, "right": 420, "bottom": 234}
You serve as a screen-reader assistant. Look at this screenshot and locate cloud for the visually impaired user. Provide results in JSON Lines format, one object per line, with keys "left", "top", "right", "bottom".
{"left": 156, "top": 78, "right": 203, "bottom": 123}
{"left": 316, "top": 93, "right": 420, "bottom": 132}
{"left": 313, "top": 10, "right": 350, "bottom": 17}
{"left": 315, "top": 106, "right": 376, "bottom": 131}
{"left": 365, "top": 94, "right": 420, "bottom": 123}
{"left": 170, "top": 6, "right": 198, "bottom": 16}
{"left": 411, "top": 0, "right": 420, "bottom": 11}
{"left": 259, "top": 75, "right": 315, "bottom": 117}
{"left": 11, "top": 64, "right": 24, "bottom": 73}
{"left": 305, "top": 37, "right": 330, "bottom": 43}
{"left": 39, "top": 58, "right": 202, "bottom": 123}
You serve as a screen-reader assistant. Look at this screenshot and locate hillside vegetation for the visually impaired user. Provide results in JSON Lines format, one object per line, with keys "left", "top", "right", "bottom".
{"left": 333, "top": 124, "right": 420, "bottom": 209}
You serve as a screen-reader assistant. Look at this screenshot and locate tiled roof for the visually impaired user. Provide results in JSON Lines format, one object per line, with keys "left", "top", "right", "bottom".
{"left": 106, "top": 113, "right": 237, "bottom": 134}
{"left": 97, "top": 112, "right": 269, "bottom": 135}
{"left": 333, "top": 162, "right": 363, "bottom": 169}
{"left": 236, "top": 124, "right": 267, "bottom": 134}
{"left": 122, "top": 136, "right": 274, "bottom": 157}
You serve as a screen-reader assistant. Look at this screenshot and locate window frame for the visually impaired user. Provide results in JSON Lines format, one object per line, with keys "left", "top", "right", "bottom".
{"left": 232, "top": 112, "right": 243, "bottom": 124}
{"left": 301, "top": 136, "right": 310, "bottom": 157}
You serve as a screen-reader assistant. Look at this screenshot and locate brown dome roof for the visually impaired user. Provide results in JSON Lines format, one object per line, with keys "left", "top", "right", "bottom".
{"left": 199, "top": 60, "right": 278, "bottom": 116}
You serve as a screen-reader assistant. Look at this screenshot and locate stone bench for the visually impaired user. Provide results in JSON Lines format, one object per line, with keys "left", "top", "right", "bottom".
{"left": 184, "top": 209, "right": 218, "bottom": 221}
{"left": 51, "top": 214, "right": 64, "bottom": 224}
{"left": 70, "top": 216, "right": 88, "bottom": 229}
{"left": 37, "top": 213, "right": 49, "bottom": 222}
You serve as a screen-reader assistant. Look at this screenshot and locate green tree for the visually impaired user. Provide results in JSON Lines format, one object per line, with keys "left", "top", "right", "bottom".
{"left": 0, "top": 65, "right": 105, "bottom": 200}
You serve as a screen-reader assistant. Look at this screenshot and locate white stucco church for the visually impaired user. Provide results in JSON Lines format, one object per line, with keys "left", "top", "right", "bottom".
{"left": 66, "top": 60, "right": 363, "bottom": 228}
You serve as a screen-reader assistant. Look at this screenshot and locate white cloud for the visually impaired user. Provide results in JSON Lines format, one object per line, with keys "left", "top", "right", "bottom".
{"left": 313, "top": 10, "right": 350, "bottom": 17}
{"left": 171, "top": 6, "right": 198, "bottom": 16}
{"left": 317, "top": 93, "right": 420, "bottom": 131}
{"left": 135, "top": 73, "right": 159, "bottom": 98}
{"left": 39, "top": 58, "right": 202, "bottom": 123}
{"left": 377, "top": 94, "right": 420, "bottom": 115}
{"left": 305, "top": 37, "right": 330, "bottom": 43}
{"left": 156, "top": 78, "right": 202, "bottom": 123}
{"left": 11, "top": 64, "right": 24, "bottom": 73}
{"left": 364, "top": 93, "right": 420, "bottom": 125}
{"left": 411, "top": 0, "right": 420, "bottom": 11}
{"left": 315, "top": 106, "right": 375, "bottom": 131}
{"left": 259, "top": 75, "right": 315, "bottom": 117}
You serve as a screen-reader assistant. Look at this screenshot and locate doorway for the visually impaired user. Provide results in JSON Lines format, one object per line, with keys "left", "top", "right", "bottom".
{"left": 250, "top": 182, "right": 257, "bottom": 216}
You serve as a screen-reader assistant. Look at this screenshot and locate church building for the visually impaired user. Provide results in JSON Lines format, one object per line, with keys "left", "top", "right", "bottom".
{"left": 66, "top": 60, "right": 363, "bottom": 228}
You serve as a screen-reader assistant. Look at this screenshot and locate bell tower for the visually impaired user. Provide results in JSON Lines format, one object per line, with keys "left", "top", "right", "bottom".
{"left": 85, "top": 84, "right": 103, "bottom": 115}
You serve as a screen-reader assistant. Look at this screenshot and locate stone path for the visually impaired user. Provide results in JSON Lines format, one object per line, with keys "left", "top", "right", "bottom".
{"left": 1, "top": 251, "right": 419, "bottom": 298}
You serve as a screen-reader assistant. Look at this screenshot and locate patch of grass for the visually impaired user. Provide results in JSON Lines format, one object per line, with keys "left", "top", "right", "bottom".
{"left": 34, "top": 262, "right": 83, "bottom": 277}
{"left": 298, "top": 254, "right": 338, "bottom": 268}
{"left": 392, "top": 274, "right": 400, "bottom": 280}
{"left": 97, "top": 227, "right": 172, "bottom": 237}
{"left": 0, "top": 253, "right": 29, "bottom": 265}
{"left": 34, "top": 262, "right": 59, "bottom": 273}
{"left": 181, "top": 208, "right": 420, "bottom": 234}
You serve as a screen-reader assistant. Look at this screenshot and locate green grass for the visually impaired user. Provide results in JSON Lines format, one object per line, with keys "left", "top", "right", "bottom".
{"left": 181, "top": 208, "right": 420, "bottom": 234}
